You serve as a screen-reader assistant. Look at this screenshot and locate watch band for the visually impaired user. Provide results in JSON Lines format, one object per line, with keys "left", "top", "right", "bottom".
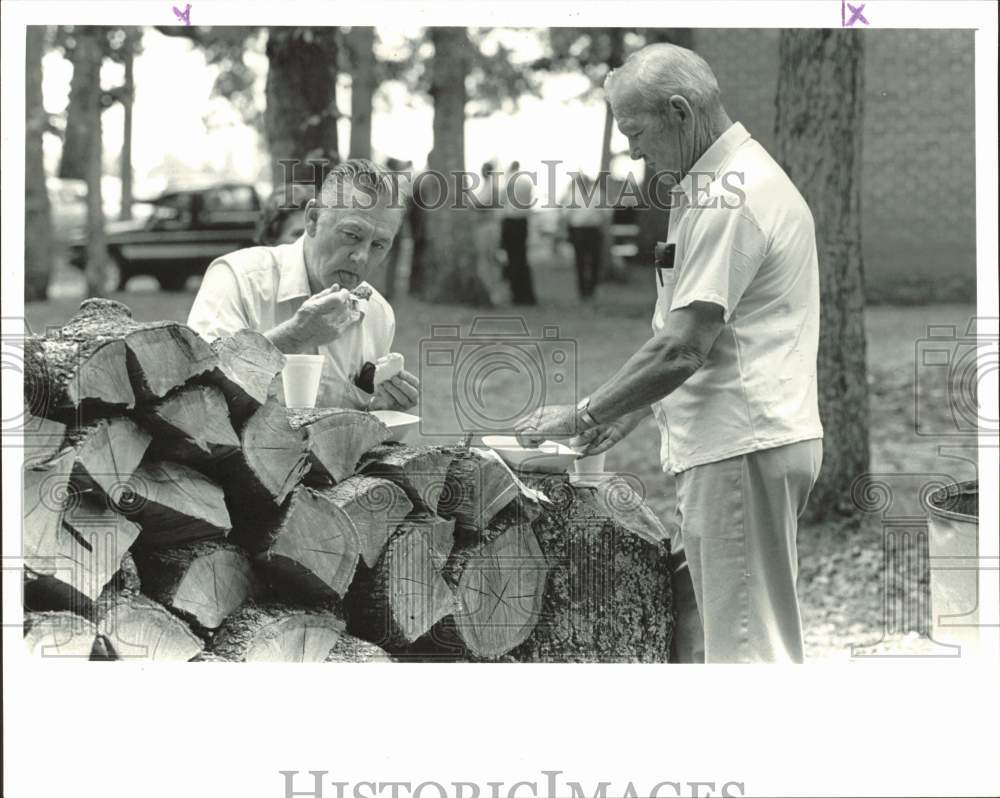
{"left": 576, "top": 396, "right": 600, "bottom": 429}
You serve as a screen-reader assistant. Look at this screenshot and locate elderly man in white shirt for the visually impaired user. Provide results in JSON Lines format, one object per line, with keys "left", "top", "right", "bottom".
{"left": 188, "top": 159, "right": 419, "bottom": 412}
{"left": 516, "top": 43, "right": 824, "bottom": 663}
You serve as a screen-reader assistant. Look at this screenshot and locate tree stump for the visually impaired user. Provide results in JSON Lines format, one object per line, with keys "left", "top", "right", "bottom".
{"left": 289, "top": 408, "right": 391, "bottom": 485}
{"left": 124, "top": 460, "right": 231, "bottom": 547}
{"left": 141, "top": 384, "right": 240, "bottom": 466}
{"left": 133, "top": 540, "right": 256, "bottom": 632}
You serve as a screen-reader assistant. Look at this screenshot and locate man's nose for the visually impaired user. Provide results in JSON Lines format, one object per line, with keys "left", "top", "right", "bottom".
{"left": 350, "top": 244, "right": 370, "bottom": 265}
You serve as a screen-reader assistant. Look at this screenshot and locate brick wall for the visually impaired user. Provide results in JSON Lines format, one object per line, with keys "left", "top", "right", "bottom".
{"left": 694, "top": 29, "right": 976, "bottom": 302}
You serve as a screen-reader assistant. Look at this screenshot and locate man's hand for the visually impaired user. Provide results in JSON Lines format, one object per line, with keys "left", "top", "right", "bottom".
{"left": 513, "top": 404, "right": 579, "bottom": 447}
{"left": 369, "top": 369, "right": 419, "bottom": 412}
{"left": 286, "top": 283, "right": 359, "bottom": 350}
{"left": 568, "top": 408, "right": 646, "bottom": 456}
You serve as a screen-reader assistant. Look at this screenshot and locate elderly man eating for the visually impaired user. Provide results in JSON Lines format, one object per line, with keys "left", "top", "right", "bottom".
{"left": 188, "top": 159, "right": 419, "bottom": 412}
{"left": 516, "top": 44, "right": 824, "bottom": 663}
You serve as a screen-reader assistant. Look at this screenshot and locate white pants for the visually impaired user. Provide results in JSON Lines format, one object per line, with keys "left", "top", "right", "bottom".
{"left": 674, "top": 439, "right": 823, "bottom": 663}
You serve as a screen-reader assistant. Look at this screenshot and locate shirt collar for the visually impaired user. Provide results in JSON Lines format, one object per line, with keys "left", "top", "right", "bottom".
{"left": 275, "top": 234, "right": 311, "bottom": 303}
{"left": 673, "top": 121, "right": 751, "bottom": 202}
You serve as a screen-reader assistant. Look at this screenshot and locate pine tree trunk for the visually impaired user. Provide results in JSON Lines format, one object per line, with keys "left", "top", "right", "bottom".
{"left": 411, "top": 27, "right": 491, "bottom": 306}
{"left": 265, "top": 28, "right": 340, "bottom": 194}
{"left": 25, "top": 26, "right": 53, "bottom": 301}
{"left": 347, "top": 26, "right": 375, "bottom": 160}
{"left": 774, "top": 30, "right": 869, "bottom": 519}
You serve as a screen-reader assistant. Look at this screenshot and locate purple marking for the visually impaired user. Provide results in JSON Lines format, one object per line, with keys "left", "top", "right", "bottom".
{"left": 845, "top": 2, "right": 869, "bottom": 26}
{"left": 172, "top": 3, "right": 191, "bottom": 26}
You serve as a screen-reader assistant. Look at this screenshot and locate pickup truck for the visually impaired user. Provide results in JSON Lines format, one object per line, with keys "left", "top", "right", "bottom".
{"left": 69, "top": 182, "right": 261, "bottom": 291}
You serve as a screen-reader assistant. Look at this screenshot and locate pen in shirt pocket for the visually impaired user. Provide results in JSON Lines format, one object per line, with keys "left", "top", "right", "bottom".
{"left": 653, "top": 242, "right": 675, "bottom": 287}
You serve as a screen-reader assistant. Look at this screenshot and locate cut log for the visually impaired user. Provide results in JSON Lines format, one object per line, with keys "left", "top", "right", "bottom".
{"left": 344, "top": 515, "right": 457, "bottom": 651}
{"left": 124, "top": 460, "right": 231, "bottom": 548}
{"left": 66, "top": 416, "right": 151, "bottom": 502}
{"left": 55, "top": 298, "right": 218, "bottom": 402}
{"left": 23, "top": 334, "right": 135, "bottom": 418}
{"left": 433, "top": 520, "right": 548, "bottom": 660}
{"left": 98, "top": 593, "right": 203, "bottom": 661}
{"left": 217, "top": 397, "right": 310, "bottom": 509}
{"left": 22, "top": 448, "right": 76, "bottom": 574}
{"left": 232, "top": 485, "right": 360, "bottom": 600}
{"left": 506, "top": 474, "right": 674, "bottom": 663}
{"left": 24, "top": 611, "right": 99, "bottom": 659}
{"left": 23, "top": 493, "right": 141, "bottom": 614}
{"left": 357, "top": 443, "right": 457, "bottom": 515}
{"left": 133, "top": 540, "right": 256, "bottom": 631}
{"left": 289, "top": 408, "right": 391, "bottom": 485}
{"left": 314, "top": 476, "right": 413, "bottom": 568}
{"left": 141, "top": 384, "right": 240, "bottom": 466}
{"left": 440, "top": 447, "right": 538, "bottom": 537}
{"left": 207, "top": 329, "right": 285, "bottom": 427}
{"left": 210, "top": 602, "right": 364, "bottom": 662}
{"left": 189, "top": 651, "right": 230, "bottom": 662}
{"left": 22, "top": 411, "right": 66, "bottom": 466}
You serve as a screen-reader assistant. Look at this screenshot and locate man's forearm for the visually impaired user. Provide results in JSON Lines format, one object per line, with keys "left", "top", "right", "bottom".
{"left": 587, "top": 336, "right": 703, "bottom": 424}
{"left": 265, "top": 319, "right": 310, "bottom": 354}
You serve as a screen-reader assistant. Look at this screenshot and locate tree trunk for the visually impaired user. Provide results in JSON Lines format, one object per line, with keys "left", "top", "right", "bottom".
{"left": 25, "top": 26, "right": 53, "bottom": 301}
{"left": 119, "top": 29, "right": 136, "bottom": 221}
{"left": 774, "top": 30, "right": 869, "bottom": 519}
{"left": 347, "top": 26, "right": 375, "bottom": 160}
{"left": 596, "top": 28, "right": 626, "bottom": 285}
{"left": 265, "top": 27, "right": 340, "bottom": 194}
{"left": 411, "top": 28, "right": 491, "bottom": 306}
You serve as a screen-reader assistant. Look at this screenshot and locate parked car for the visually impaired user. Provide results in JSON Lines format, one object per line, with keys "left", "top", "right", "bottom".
{"left": 69, "top": 182, "right": 262, "bottom": 291}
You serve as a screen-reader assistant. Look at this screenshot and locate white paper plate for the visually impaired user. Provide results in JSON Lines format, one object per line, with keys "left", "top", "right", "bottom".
{"left": 370, "top": 410, "right": 420, "bottom": 442}
{"left": 481, "top": 435, "right": 582, "bottom": 473}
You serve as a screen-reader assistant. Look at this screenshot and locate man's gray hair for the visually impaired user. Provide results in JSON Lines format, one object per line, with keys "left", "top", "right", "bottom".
{"left": 605, "top": 43, "right": 723, "bottom": 120}
{"left": 319, "top": 158, "right": 411, "bottom": 211}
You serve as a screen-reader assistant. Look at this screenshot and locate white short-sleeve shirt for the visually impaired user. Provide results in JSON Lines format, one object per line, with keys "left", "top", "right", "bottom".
{"left": 187, "top": 235, "right": 395, "bottom": 410}
{"left": 651, "top": 122, "right": 824, "bottom": 473}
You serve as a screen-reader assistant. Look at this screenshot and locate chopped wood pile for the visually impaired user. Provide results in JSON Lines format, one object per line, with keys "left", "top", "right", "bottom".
{"left": 21, "top": 299, "right": 674, "bottom": 662}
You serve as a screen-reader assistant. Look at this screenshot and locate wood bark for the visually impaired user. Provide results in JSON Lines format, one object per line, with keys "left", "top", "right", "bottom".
{"left": 141, "top": 384, "right": 240, "bottom": 466}
{"left": 313, "top": 476, "right": 413, "bottom": 568}
{"left": 124, "top": 460, "right": 231, "bottom": 547}
{"left": 357, "top": 443, "right": 457, "bottom": 515}
{"left": 265, "top": 28, "right": 340, "bottom": 193}
{"left": 208, "top": 329, "right": 285, "bottom": 428}
{"left": 775, "top": 30, "right": 869, "bottom": 519}
{"left": 24, "top": 334, "right": 135, "bottom": 417}
{"left": 344, "top": 514, "right": 457, "bottom": 651}
{"left": 347, "top": 26, "right": 375, "bottom": 160}
{"left": 210, "top": 602, "right": 388, "bottom": 662}
{"left": 133, "top": 540, "right": 256, "bottom": 631}
{"left": 25, "top": 25, "right": 53, "bottom": 301}
{"left": 233, "top": 484, "right": 361, "bottom": 601}
{"left": 411, "top": 27, "right": 491, "bottom": 306}
{"left": 289, "top": 407, "right": 391, "bottom": 485}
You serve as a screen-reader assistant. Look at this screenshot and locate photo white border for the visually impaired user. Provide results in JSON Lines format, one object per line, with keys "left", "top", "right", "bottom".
{"left": 3, "top": 2, "right": 998, "bottom": 797}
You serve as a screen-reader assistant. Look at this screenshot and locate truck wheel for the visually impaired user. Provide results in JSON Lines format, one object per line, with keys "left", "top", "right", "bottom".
{"left": 157, "top": 272, "right": 189, "bottom": 291}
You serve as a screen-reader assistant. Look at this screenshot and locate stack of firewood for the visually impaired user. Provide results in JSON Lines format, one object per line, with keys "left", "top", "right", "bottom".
{"left": 21, "top": 299, "right": 674, "bottom": 662}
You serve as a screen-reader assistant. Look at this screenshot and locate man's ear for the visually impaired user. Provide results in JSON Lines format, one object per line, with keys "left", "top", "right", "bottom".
{"left": 304, "top": 199, "right": 320, "bottom": 236}
{"left": 667, "top": 95, "right": 694, "bottom": 126}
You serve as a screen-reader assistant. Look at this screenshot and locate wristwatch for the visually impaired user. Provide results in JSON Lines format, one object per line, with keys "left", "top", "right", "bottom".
{"left": 576, "top": 396, "right": 600, "bottom": 431}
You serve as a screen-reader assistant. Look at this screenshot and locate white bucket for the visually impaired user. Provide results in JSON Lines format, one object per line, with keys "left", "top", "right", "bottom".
{"left": 925, "top": 480, "right": 980, "bottom": 652}
{"left": 281, "top": 354, "right": 325, "bottom": 409}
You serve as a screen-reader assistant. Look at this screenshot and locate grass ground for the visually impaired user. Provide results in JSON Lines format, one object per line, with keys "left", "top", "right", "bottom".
{"left": 26, "top": 245, "right": 979, "bottom": 661}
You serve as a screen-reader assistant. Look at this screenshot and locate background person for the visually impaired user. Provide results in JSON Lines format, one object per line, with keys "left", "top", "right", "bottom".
{"left": 188, "top": 158, "right": 419, "bottom": 412}
{"left": 500, "top": 160, "right": 537, "bottom": 305}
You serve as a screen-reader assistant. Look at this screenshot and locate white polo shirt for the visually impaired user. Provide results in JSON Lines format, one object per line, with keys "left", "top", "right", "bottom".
{"left": 651, "top": 122, "right": 823, "bottom": 473}
{"left": 187, "top": 235, "right": 395, "bottom": 410}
